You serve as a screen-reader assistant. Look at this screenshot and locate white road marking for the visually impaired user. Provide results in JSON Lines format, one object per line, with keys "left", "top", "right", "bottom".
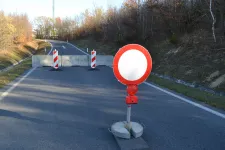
{"left": 68, "top": 42, "right": 225, "bottom": 119}
{"left": 0, "top": 40, "right": 53, "bottom": 101}
{"left": 48, "top": 42, "right": 54, "bottom": 55}
{"left": 0, "top": 67, "right": 36, "bottom": 101}
{"left": 62, "top": 45, "right": 66, "bottom": 49}
{"left": 143, "top": 82, "right": 225, "bottom": 119}
{"left": 66, "top": 42, "right": 89, "bottom": 55}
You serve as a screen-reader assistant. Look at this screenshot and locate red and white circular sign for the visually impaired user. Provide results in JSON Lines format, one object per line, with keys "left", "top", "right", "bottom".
{"left": 113, "top": 44, "right": 152, "bottom": 85}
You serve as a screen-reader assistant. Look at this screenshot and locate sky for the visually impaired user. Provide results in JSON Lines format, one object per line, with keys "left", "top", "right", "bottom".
{"left": 0, "top": 0, "right": 123, "bottom": 21}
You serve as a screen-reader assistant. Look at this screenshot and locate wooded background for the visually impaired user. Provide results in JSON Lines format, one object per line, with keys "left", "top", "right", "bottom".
{"left": 34, "top": 0, "right": 225, "bottom": 47}
{"left": 0, "top": 12, "right": 32, "bottom": 50}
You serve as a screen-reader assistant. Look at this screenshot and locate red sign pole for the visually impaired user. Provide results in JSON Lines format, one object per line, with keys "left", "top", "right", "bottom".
{"left": 112, "top": 44, "right": 152, "bottom": 138}
{"left": 125, "top": 84, "right": 138, "bottom": 130}
{"left": 126, "top": 84, "right": 138, "bottom": 104}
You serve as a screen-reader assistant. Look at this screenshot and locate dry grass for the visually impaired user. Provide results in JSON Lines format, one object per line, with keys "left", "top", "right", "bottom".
{"left": 0, "top": 40, "right": 51, "bottom": 88}
{"left": 0, "top": 40, "right": 50, "bottom": 70}
{"left": 0, "top": 58, "right": 32, "bottom": 88}
{"left": 148, "top": 75, "right": 225, "bottom": 111}
{"left": 152, "top": 30, "right": 225, "bottom": 92}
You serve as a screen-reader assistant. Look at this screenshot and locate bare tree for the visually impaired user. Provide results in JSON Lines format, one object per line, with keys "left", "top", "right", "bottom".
{"left": 210, "top": 0, "right": 216, "bottom": 42}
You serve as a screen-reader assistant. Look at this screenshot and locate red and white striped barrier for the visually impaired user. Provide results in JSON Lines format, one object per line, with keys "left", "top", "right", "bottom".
{"left": 53, "top": 49, "right": 59, "bottom": 69}
{"left": 91, "top": 50, "right": 96, "bottom": 68}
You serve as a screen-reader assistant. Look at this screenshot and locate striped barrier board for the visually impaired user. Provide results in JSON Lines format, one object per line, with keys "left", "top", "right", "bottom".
{"left": 91, "top": 50, "right": 96, "bottom": 68}
{"left": 53, "top": 49, "right": 59, "bottom": 69}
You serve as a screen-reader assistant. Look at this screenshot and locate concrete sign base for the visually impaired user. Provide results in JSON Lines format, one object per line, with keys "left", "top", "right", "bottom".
{"left": 111, "top": 121, "right": 143, "bottom": 139}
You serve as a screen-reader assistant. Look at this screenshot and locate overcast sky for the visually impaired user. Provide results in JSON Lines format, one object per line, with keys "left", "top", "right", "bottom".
{"left": 0, "top": 0, "right": 123, "bottom": 21}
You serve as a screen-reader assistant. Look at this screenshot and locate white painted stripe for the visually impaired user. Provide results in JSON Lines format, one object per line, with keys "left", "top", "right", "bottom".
{"left": 0, "top": 40, "right": 54, "bottom": 101}
{"left": 143, "top": 82, "right": 225, "bottom": 119}
{"left": 0, "top": 67, "right": 36, "bottom": 101}
{"left": 48, "top": 42, "right": 54, "bottom": 55}
{"left": 66, "top": 42, "right": 89, "bottom": 55}
{"left": 62, "top": 46, "right": 66, "bottom": 49}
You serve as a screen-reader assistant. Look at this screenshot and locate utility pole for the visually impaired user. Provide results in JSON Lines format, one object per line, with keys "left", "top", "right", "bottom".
{"left": 53, "top": 0, "right": 55, "bottom": 21}
{"left": 52, "top": 0, "right": 55, "bottom": 38}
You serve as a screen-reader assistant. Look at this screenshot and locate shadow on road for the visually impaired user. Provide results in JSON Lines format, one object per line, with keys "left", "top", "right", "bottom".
{"left": 0, "top": 109, "right": 49, "bottom": 124}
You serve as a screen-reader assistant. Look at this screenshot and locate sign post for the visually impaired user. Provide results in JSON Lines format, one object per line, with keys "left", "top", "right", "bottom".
{"left": 53, "top": 49, "right": 59, "bottom": 70}
{"left": 91, "top": 50, "right": 96, "bottom": 69}
{"left": 111, "top": 44, "right": 152, "bottom": 139}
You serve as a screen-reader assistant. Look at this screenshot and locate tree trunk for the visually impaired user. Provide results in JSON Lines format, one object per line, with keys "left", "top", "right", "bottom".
{"left": 210, "top": 0, "right": 217, "bottom": 42}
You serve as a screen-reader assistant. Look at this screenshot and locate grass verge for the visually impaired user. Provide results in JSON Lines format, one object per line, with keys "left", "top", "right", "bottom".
{"left": 0, "top": 58, "right": 32, "bottom": 88}
{"left": 0, "top": 40, "right": 51, "bottom": 89}
{"left": 72, "top": 38, "right": 225, "bottom": 111}
{"left": 36, "top": 40, "right": 51, "bottom": 55}
{"left": 0, "top": 40, "right": 51, "bottom": 70}
{"left": 148, "top": 75, "right": 225, "bottom": 111}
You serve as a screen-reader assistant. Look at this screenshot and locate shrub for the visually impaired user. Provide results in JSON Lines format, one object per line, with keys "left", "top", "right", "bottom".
{"left": 169, "top": 34, "right": 178, "bottom": 44}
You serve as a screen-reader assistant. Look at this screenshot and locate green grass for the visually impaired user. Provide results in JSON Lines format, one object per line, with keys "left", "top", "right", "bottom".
{"left": 148, "top": 75, "right": 225, "bottom": 110}
{"left": 73, "top": 38, "right": 225, "bottom": 111}
{"left": 0, "top": 40, "right": 51, "bottom": 89}
{"left": 0, "top": 58, "right": 32, "bottom": 88}
{"left": 35, "top": 41, "right": 51, "bottom": 55}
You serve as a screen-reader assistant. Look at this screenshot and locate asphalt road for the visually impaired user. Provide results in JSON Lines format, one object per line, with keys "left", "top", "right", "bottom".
{"left": 0, "top": 40, "right": 224, "bottom": 150}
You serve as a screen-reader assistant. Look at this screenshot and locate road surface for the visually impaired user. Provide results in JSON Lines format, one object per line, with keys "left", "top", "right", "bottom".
{"left": 0, "top": 40, "right": 224, "bottom": 150}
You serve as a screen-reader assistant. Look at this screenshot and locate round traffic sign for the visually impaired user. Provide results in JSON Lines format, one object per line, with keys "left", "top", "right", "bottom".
{"left": 113, "top": 44, "right": 152, "bottom": 85}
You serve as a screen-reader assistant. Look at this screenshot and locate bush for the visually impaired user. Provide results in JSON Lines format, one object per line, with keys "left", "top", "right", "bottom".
{"left": 169, "top": 34, "right": 178, "bottom": 44}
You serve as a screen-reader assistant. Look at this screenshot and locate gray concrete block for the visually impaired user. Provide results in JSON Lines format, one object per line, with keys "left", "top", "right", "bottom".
{"left": 32, "top": 55, "right": 114, "bottom": 67}
{"left": 95, "top": 55, "right": 113, "bottom": 67}
{"left": 32, "top": 55, "right": 62, "bottom": 67}
{"left": 114, "top": 136, "right": 149, "bottom": 150}
{"left": 111, "top": 122, "right": 131, "bottom": 139}
{"left": 130, "top": 122, "right": 144, "bottom": 138}
{"left": 62, "top": 55, "right": 89, "bottom": 66}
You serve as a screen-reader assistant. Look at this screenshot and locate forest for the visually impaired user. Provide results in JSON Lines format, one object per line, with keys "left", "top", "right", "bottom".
{"left": 0, "top": 12, "right": 32, "bottom": 50}
{"left": 35, "top": 0, "right": 225, "bottom": 45}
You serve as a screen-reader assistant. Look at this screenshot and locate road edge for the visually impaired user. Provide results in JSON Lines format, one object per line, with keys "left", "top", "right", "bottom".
{"left": 68, "top": 42, "right": 225, "bottom": 120}
{"left": 0, "top": 40, "right": 53, "bottom": 101}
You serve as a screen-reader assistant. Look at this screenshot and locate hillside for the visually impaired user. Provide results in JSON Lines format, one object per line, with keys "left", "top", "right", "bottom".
{"left": 72, "top": 29, "right": 225, "bottom": 94}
